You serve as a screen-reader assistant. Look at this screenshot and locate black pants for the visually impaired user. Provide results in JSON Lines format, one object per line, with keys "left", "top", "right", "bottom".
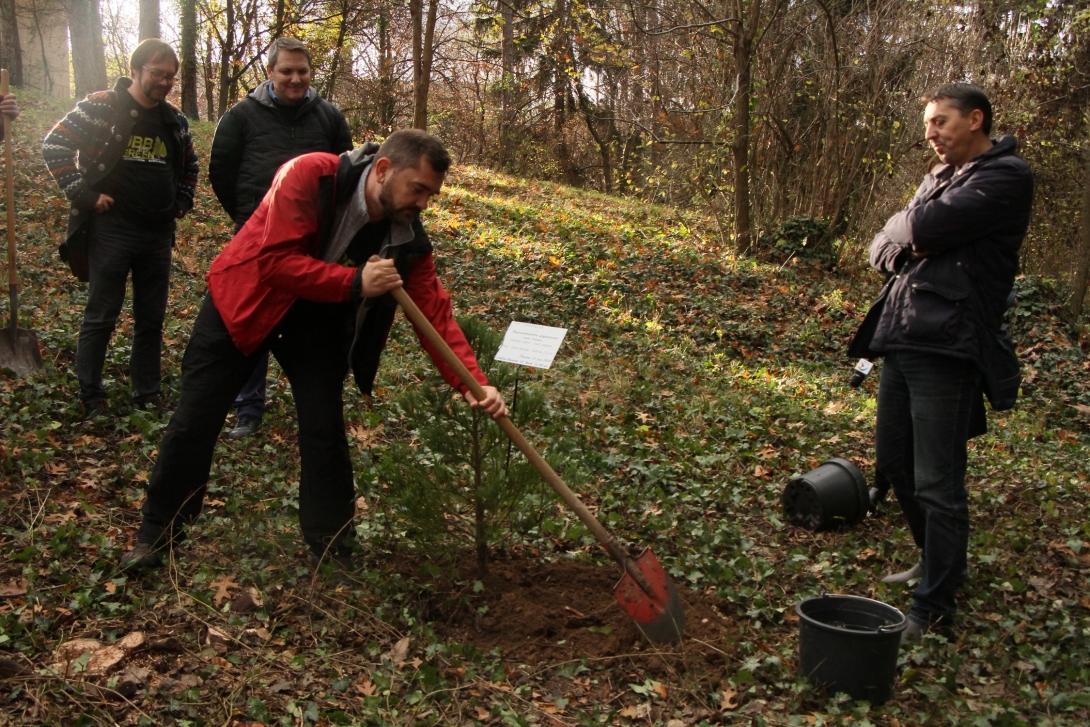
{"left": 76, "top": 212, "right": 173, "bottom": 403}
{"left": 139, "top": 293, "right": 357, "bottom": 555}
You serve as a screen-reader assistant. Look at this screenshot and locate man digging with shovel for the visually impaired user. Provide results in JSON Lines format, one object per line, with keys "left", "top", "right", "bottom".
{"left": 119, "top": 130, "right": 507, "bottom": 575}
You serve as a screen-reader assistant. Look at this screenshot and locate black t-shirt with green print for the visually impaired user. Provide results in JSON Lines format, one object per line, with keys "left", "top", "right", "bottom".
{"left": 98, "top": 100, "right": 177, "bottom": 226}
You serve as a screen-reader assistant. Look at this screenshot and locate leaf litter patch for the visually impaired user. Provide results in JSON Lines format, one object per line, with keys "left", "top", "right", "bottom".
{"left": 412, "top": 552, "right": 736, "bottom": 678}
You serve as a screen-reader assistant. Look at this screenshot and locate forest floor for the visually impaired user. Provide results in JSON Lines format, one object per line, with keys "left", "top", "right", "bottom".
{"left": 2, "top": 90, "right": 1090, "bottom": 727}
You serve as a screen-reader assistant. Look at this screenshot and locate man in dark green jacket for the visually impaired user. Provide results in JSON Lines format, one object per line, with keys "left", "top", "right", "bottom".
{"left": 209, "top": 37, "right": 353, "bottom": 438}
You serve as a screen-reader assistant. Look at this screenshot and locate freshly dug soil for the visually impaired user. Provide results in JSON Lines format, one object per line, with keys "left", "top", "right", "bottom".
{"left": 418, "top": 553, "right": 737, "bottom": 680}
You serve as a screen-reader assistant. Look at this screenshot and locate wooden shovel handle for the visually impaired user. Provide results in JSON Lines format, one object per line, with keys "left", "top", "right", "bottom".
{"left": 389, "top": 284, "right": 655, "bottom": 592}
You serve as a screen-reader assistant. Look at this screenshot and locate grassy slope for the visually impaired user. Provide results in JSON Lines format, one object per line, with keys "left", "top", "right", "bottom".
{"left": 1, "top": 88, "right": 1089, "bottom": 726}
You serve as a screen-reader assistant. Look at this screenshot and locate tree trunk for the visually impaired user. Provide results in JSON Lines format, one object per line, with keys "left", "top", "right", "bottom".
{"left": 377, "top": 8, "right": 395, "bottom": 131}
{"left": 647, "top": 0, "right": 661, "bottom": 170}
{"left": 324, "top": 0, "right": 351, "bottom": 102}
{"left": 731, "top": 0, "right": 762, "bottom": 256}
{"left": 179, "top": 0, "right": 198, "bottom": 119}
{"left": 139, "top": 0, "right": 159, "bottom": 40}
{"left": 552, "top": 0, "right": 578, "bottom": 184}
{"left": 67, "top": 0, "right": 107, "bottom": 97}
{"left": 274, "top": 0, "right": 286, "bottom": 38}
{"left": 1070, "top": 149, "right": 1090, "bottom": 322}
{"left": 217, "top": 0, "right": 235, "bottom": 118}
{"left": 0, "top": 0, "right": 23, "bottom": 87}
{"left": 498, "top": 0, "right": 514, "bottom": 168}
{"left": 410, "top": 0, "right": 438, "bottom": 130}
{"left": 203, "top": 28, "right": 215, "bottom": 119}
{"left": 575, "top": 87, "right": 612, "bottom": 192}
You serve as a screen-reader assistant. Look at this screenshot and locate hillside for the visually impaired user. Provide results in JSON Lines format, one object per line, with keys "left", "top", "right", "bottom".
{"left": 2, "top": 89, "right": 1089, "bottom": 726}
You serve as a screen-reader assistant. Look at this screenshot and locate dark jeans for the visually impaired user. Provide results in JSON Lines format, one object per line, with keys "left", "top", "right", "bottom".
{"left": 76, "top": 212, "right": 173, "bottom": 403}
{"left": 876, "top": 349, "right": 981, "bottom": 626}
{"left": 138, "top": 293, "right": 357, "bottom": 555}
{"left": 228, "top": 219, "right": 267, "bottom": 421}
{"left": 233, "top": 352, "right": 268, "bottom": 420}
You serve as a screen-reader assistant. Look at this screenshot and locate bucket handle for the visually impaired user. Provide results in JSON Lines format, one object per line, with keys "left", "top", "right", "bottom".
{"left": 877, "top": 622, "right": 903, "bottom": 634}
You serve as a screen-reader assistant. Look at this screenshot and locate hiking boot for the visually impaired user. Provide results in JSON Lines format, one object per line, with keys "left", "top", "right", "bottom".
{"left": 81, "top": 399, "right": 109, "bottom": 422}
{"left": 119, "top": 541, "right": 168, "bottom": 573}
{"left": 229, "top": 415, "right": 262, "bottom": 439}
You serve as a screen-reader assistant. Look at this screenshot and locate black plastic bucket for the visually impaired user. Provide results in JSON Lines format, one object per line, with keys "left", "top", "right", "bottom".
{"left": 797, "top": 594, "right": 906, "bottom": 703}
{"left": 782, "top": 458, "right": 868, "bottom": 530}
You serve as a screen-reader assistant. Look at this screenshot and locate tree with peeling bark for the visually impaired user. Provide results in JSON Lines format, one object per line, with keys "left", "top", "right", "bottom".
{"left": 139, "top": 0, "right": 158, "bottom": 40}
{"left": 66, "top": 0, "right": 107, "bottom": 98}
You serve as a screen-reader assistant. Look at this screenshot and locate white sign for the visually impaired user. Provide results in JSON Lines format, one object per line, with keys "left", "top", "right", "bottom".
{"left": 495, "top": 322, "right": 568, "bottom": 369}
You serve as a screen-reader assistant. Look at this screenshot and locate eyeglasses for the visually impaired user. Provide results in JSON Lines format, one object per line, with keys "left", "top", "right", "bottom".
{"left": 141, "top": 66, "right": 177, "bottom": 84}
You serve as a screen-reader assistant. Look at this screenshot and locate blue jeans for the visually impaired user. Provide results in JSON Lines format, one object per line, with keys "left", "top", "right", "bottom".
{"left": 876, "top": 349, "right": 981, "bottom": 626}
{"left": 233, "top": 351, "right": 268, "bottom": 420}
{"left": 230, "top": 217, "right": 266, "bottom": 421}
{"left": 76, "top": 212, "right": 174, "bottom": 403}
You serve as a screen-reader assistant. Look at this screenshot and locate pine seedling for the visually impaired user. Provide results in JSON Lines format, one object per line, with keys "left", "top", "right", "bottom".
{"left": 378, "top": 316, "right": 547, "bottom": 576}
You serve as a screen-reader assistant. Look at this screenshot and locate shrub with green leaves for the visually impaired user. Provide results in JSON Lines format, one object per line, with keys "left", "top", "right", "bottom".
{"left": 759, "top": 215, "right": 834, "bottom": 262}
{"left": 377, "top": 316, "right": 548, "bottom": 576}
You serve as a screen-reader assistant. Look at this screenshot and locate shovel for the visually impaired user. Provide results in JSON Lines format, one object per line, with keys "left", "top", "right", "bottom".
{"left": 390, "top": 284, "right": 686, "bottom": 644}
{"left": 0, "top": 70, "right": 43, "bottom": 377}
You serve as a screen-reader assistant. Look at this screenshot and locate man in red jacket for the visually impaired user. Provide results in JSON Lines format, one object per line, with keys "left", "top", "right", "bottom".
{"left": 120, "top": 130, "right": 507, "bottom": 573}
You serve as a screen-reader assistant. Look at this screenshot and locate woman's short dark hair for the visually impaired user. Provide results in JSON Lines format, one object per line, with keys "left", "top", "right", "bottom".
{"left": 376, "top": 130, "right": 451, "bottom": 174}
{"left": 925, "top": 83, "right": 993, "bottom": 136}
{"left": 130, "top": 39, "right": 179, "bottom": 74}
{"left": 267, "top": 38, "right": 312, "bottom": 70}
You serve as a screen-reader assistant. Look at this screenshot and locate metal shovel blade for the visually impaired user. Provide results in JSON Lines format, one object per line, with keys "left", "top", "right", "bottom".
{"left": 0, "top": 326, "right": 43, "bottom": 377}
{"left": 613, "top": 548, "right": 686, "bottom": 644}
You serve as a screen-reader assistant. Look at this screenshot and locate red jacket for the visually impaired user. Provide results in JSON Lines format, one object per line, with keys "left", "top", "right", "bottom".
{"left": 207, "top": 151, "right": 487, "bottom": 395}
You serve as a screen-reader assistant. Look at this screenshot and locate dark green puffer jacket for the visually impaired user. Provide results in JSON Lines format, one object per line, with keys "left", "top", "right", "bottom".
{"left": 208, "top": 80, "right": 353, "bottom": 227}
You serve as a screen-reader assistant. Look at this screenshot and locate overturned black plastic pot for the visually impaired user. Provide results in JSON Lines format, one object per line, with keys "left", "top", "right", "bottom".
{"left": 782, "top": 458, "right": 868, "bottom": 530}
{"left": 797, "top": 594, "right": 906, "bottom": 704}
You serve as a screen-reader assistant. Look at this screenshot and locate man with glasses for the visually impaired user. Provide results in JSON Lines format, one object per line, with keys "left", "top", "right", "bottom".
{"left": 44, "top": 39, "right": 199, "bottom": 420}
{"left": 209, "top": 37, "right": 353, "bottom": 439}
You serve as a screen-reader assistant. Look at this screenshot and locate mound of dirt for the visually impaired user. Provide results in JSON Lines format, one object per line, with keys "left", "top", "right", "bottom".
{"left": 418, "top": 554, "right": 737, "bottom": 680}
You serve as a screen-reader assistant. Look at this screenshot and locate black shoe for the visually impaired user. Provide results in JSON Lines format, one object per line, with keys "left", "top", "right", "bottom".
{"left": 135, "top": 395, "right": 172, "bottom": 417}
{"left": 309, "top": 551, "right": 355, "bottom": 584}
{"left": 901, "top": 617, "right": 954, "bottom": 646}
{"left": 119, "top": 541, "right": 167, "bottom": 573}
{"left": 81, "top": 399, "right": 109, "bottom": 422}
{"left": 229, "top": 415, "right": 261, "bottom": 439}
